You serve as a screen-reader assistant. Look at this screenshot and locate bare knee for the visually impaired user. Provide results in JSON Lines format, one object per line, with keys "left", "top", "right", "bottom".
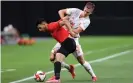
{"left": 50, "top": 53, "right": 56, "bottom": 63}
{"left": 55, "top": 53, "right": 65, "bottom": 62}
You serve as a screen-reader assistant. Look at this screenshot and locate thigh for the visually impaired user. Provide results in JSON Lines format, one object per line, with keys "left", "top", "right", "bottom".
{"left": 57, "top": 46, "right": 69, "bottom": 57}
{"left": 50, "top": 43, "right": 61, "bottom": 61}
{"left": 51, "top": 42, "right": 61, "bottom": 53}
{"left": 57, "top": 38, "right": 76, "bottom": 57}
{"left": 62, "top": 38, "right": 76, "bottom": 53}
{"left": 73, "top": 45, "right": 84, "bottom": 58}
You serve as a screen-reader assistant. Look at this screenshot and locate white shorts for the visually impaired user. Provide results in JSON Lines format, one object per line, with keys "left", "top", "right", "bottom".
{"left": 51, "top": 38, "right": 83, "bottom": 57}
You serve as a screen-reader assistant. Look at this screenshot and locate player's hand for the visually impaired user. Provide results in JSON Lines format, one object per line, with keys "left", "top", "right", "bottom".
{"left": 69, "top": 30, "right": 79, "bottom": 38}
{"left": 62, "top": 16, "right": 69, "bottom": 20}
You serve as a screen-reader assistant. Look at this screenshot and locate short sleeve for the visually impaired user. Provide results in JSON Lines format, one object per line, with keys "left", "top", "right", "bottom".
{"left": 66, "top": 8, "right": 79, "bottom": 15}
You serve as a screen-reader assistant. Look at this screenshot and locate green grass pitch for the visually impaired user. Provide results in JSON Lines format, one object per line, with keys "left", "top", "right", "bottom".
{"left": 1, "top": 36, "right": 133, "bottom": 83}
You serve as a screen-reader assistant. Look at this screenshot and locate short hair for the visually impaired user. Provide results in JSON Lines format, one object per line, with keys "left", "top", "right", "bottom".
{"left": 36, "top": 18, "right": 47, "bottom": 26}
{"left": 85, "top": 2, "right": 95, "bottom": 10}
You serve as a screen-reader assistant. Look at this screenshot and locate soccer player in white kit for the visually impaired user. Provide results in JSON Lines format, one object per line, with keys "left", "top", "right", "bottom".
{"left": 49, "top": 2, "right": 97, "bottom": 82}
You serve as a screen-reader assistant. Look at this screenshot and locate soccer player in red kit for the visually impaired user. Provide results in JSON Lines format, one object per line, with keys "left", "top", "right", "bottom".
{"left": 49, "top": 2, "right": 97, "bottom": 82}
{"left": 36, "top": 19, "right": 78, "bottom": 83}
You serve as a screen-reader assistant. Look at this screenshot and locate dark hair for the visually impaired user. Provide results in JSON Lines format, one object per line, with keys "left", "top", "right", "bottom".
{"left": 36, "top": 18, "right": 47, "bottom": 26}
{"left": 85, "top": 2, "right": 95, "bottom": 10}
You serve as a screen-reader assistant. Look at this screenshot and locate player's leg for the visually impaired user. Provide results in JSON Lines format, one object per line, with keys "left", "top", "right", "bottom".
{"left": 50, "top": 43, "right": 60, "bottom": 62}
{"left": 73, "top": 45, "right": 97, "bottom": 81}
{"left": 50, "top": 43, "right": 75, "bottom": 79}
{"left": 50, "top": 43, "right": 72, "bottom": 70}
{"left": 50, "top": 50, "right": 75, "bottom": 79}
{"left": 50, "top": 43, "right": 69, "bottom": 67}
{"left": 46, "top": 38, "right": 76, "bottom": 83}
{"left": 46, "top": 48, "right": 66, "bottom": 83}
{"left": 54, "top": 52, "right": 66, "bottom": 80}
{"left": 51, "top": 53, "right": 71, "bottom": 70}
{"left": 48, "top": 53, "right": 75, "bottom": 81}
{"left": 77, "top": 56, "right": 97, "bottom": 77}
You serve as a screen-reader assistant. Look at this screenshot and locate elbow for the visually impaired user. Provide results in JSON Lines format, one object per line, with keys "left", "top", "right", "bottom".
{"left": 58, "top": 10, "right": 60, "bottom": 14}
{"left": 58, "top": 10, "right": 62, "bottom": 15}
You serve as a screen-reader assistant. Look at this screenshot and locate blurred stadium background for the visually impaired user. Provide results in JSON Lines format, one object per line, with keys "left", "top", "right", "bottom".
{"left": 1, "top": 1, "right": 133, "bottom": 83}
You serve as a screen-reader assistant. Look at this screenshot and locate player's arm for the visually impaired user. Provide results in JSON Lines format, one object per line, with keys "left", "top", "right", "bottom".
{"left": 73, "top": 27, "right": 84, "bottom": 34}
{"left": 73, "top": 20, "right": 90, "bottom": 34}
{"left": 59, "top": 20, "right": 79, "bottom": 38}
{"left": 58, "top": 9, "right": 67, "bottom": 19}
{"left": 58, "top": 8, "right": 76, "bottom": 19}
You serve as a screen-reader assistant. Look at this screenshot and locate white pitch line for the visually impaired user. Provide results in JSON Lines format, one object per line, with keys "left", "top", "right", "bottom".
{"left": 6, "top": 69, "right": 16, "bottom": 72}
{"left": 9, "top": 50, "right": 132, "bottom": 83}
{"left": 1, "top": 69, "right": 16, "bottom": 73}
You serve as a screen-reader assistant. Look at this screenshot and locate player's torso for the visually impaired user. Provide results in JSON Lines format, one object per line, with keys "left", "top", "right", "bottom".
{"left": 69, "top": 9, "right": 82, "bottom": 29}
{"left": 52, "top": 29, "right": 79, "bottom": 45}
{"left": 68, "top": 9, "right": 90, "bottom": 39}
{"left": 51, "top": 28, "right": 69, "bottom": 43}
{"left": 48, "top": 22, "right": 69, "bottom": 43}
{"left": 69, "top": 11, "right": 90, "bottom": 29}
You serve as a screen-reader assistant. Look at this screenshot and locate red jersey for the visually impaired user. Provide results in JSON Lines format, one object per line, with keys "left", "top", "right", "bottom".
{"left": 47, "top": 21, "right": 69, "bottom": 43}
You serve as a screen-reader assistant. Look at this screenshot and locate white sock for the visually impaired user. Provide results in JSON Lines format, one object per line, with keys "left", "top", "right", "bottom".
{"left": 83, "top": 61, "right": 96, "bottom": 77}
{"left": 61, "top": 62, "right": 70, "bottom": 70}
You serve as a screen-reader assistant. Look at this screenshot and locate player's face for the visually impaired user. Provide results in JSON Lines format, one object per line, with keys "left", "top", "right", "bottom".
{"left": 37, "top": 22, "right": 47, "bottom": 32}
{"left": 83, "top": 7, "right": 92, "bottom": 16}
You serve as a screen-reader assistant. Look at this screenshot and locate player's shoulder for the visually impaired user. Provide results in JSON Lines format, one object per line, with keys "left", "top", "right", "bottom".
{"left": 67, "top": 8, "right": 82, "bottom": 12}
{"left": 67, "top": 8, "right": 79, "bottom": 10}
{"left": 48, "top": 21, "right": 59, "bottom": 27}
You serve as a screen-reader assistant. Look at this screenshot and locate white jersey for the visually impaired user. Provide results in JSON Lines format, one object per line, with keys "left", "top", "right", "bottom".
{"left": 51, "top": 8, "right": 90, "bottom": 57}
{"left": 66, "top": 8, "right": 90, "bottom": 45}
{"left": 66, "top": 8, "right": 90, "bottom": 31}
